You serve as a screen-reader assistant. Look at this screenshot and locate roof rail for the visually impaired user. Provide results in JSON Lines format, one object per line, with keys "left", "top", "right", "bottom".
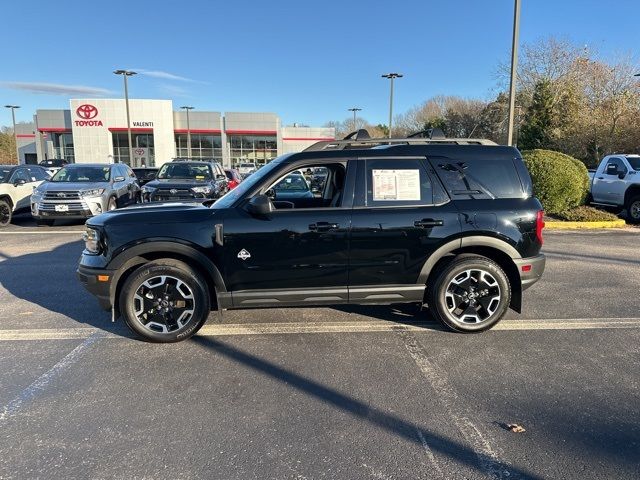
{"left": 303, "top": 131, "right": 497, "bottom": 152}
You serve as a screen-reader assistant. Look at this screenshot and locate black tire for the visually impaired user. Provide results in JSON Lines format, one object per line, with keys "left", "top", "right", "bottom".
{"left": 0, "top": 199, "right": 11, "bottom": 227}
{"left": 108, "top": 197, "right": 117, "bottom": 211}
{"left": 427, "top": 255, "right": 511, "bottom": 333}
{"left": 36, "top": 219, "right": 55, "bottom": 227}
{"left": 626, "top": 195, "right": 640, "bottom": 224}
{"left": 119, "top": 259, "right": 211, "bottom": 343}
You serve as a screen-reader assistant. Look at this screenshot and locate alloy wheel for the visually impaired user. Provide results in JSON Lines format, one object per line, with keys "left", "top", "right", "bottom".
{"left": 630, "top": 201, "right": 640, "bottom": 220}
{"left": 132, "top": 275, "right": 195, "bottom": 334}
{"left": 444, "top": 269, "right": 501, "bottom": 324}
{"left": 0, "top": 203, "right": 10, "bottom": 226}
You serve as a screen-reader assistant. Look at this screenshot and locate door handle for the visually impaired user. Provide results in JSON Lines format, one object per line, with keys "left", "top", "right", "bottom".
{"left": 309, "top": 221, "right": 339, "bottom": 232}
{"left": 414, "top": 219, "right": 444, "bottom": 228}
{"left": 597, "top": 177, "right": 604, "bottom": 180}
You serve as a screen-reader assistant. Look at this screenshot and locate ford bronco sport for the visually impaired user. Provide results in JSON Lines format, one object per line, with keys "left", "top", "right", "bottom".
{"left": 77, "top": 132, "right": 545, "bottom": 342}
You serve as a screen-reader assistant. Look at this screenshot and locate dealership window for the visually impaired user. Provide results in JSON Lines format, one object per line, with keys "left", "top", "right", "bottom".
{"left": 51, "top": 133, "right": 75, "bottom": 163}
{"left": 228, "top": 135, "right": 277, "bottom": 168}
{"left": 175, "top": 134, "right": 222, "bottom": 161}
{"left": 112, "top": 133, "right": 155, "bottom": 167}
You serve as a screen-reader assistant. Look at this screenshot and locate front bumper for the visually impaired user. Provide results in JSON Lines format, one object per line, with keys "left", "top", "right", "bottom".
{"left": 32, "top": 195, "right": 106, "bottom": 219}
{"left": 77, "top": 264, "right": 115, "bottom": 311}
{"left": 514, "top": 254, "right": 545, "bottom": 290}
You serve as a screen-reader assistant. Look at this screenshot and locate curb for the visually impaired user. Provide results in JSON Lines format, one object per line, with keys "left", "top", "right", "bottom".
{"left": 545, "top": 219, "right": 627, "bottom": 230}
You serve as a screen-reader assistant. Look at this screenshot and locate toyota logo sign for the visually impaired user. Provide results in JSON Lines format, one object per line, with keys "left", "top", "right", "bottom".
{"left": 76, "top": 104, "right": 98, "bottom": 119}
{"left": 134, "top": 148, "right": 145, "bottom": 156}
{"left": 170, "top": 189, "right": 178, "bottom": 195}
{"left": 74, "top": 103, "right": 103, "bottom": 127}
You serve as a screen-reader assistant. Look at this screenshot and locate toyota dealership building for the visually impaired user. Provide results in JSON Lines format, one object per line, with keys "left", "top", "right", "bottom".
{"left": 14, "top": 98, "right": 335, "bottom": 168}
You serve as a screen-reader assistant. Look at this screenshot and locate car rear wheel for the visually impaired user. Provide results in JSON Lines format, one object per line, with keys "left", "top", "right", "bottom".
{"left": 0, "top": 200, "right": 11, "bottom": 227}
{"left": 119, "top": 259, "right": 210, "bottom": 342}
{"left": 626, "top": 196, "right": 640, "bottom": 224}
{"left": 428, "top": 255, "right": 510, "bottom": 333}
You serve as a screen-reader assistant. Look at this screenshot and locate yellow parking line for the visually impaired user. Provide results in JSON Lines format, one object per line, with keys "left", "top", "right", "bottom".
{"left": 1, "top": 317, "right": 640, "bottom": 341}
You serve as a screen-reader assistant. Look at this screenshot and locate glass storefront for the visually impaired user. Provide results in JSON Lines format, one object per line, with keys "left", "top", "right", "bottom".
{"left": 228, "top": 135, "right": 277, "bottom": 168}
{"left": 51, "top": 133, "right": 75, "bottom": 162}
{"left": 112, "top": 132, "right": 155, "bottom": 166}
{"left": 175, "top": 134, "right": 223, "bottom": 161}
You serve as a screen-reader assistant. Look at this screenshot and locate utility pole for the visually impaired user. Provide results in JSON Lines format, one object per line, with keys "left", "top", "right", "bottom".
{"left": 113, "top": 70, "right": 137, "bottom": 164}
{"left": 348, "top": 107, "right": 362, "bottom": 132}
{"left": 506, "top": 0, "right": 521, "bottom": 146}
{"left": 4, "top": 105, "right": 20, "bottom": 163}
{"left": 382, "top": 73, "right": 403, "bottom": 138}
{"left": 181, "top": 106, "right": 195, "bottom": 157}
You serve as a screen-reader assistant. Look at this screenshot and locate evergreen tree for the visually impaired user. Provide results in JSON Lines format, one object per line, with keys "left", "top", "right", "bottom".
{"left": 518, "top": 79, "right": 555, "bottom": 150}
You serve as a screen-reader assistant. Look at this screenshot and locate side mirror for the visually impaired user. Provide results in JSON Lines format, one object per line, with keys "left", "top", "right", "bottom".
{"left": 618, "top": 171, "right": 626, "bottom": 180}
{"left": 14, "top": 179, "right": 26, "bottom": 186}
{"left": 216, "top": 174, "right": 226, "bottom": 180}
{"left": 265, "top": 188, "right": 276, "bottom": 200}
{"left": 114, "top": 176, "right": 126, "bottom": 182}
{"left": 246, "top": 194, "right": 273, "bottom": 216}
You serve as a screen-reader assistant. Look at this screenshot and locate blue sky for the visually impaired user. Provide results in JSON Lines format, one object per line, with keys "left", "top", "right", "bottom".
{"left": 1, "top": 0, "right": 638, "bottom": 129}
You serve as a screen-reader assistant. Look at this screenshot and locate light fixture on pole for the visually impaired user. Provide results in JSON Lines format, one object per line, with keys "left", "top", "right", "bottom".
{"left": 181, "top": 106, "right": 195, "bottom": 158}
{"left": 381, "top": 73, "right": 403, "bottom": 138}
{"left": 347, "top": 107, "right": 362, "bottom": 133}
{"left": 113, "top": 69, "right": 137, "bottom": 164}
{"left": 4, "top": 105, "right": 20, "bottom": 163}
{"left": 506, "top": 0, "right": 521, "bottom": 146}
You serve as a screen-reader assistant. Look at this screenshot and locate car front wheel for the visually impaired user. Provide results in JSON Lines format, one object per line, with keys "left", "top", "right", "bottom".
{"left": 119, "top": 259, "right": 211, "bottom": 342}
{"left": 428, "top": 255, "right": 511, "bottom": 333}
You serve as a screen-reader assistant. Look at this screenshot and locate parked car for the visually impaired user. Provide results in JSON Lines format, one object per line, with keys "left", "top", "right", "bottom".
{"left": 224, "top": 168, "right": 243, "bottom": 189}
{"left": 31, "top": 163, "right": 140, "bottom": 226}
{"left": 588, "top": 154, "right": 640, "bottom": 222}
{"left": 141, "top": 161, "right": 228, "bottom": 202}
{"left": 310, "top": 167, "right": 329, "bottom": 193}
{"left": 39, "top": 159, "right": 68, "bottom": 177}
{"left": 269, "top": 173, "right": 314, "bottom": 200}
{"left": 0, "top": 165, "right": 49, "bottom": 227}
{"left": 237, "top": 162, "right": 257, "bottom": 178}
{"left": 132, "top": 167, "right": 158, "bottom": 187}
{"left": 78, "top": 132, "right": 545, "bottom": 343}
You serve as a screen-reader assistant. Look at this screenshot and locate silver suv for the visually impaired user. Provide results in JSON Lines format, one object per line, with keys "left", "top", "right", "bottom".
{"left": 31, "top": 163, "right": 140, "bottom": 226}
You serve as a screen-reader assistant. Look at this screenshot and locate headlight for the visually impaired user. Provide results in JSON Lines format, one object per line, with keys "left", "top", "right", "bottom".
{"left": 191, "top": 186, "right": 212, "bottom": 194}
{"left": 142, "top": 186, "right": 156, "bottom": 194}
{"left": 31, "top": 186, "right": 44, "bottom": 197}
{"left": 79, "top": 188, "right": 105, "bottom": 197}
{"left": 82, "top": 227, "right": 101, "bottom": 254}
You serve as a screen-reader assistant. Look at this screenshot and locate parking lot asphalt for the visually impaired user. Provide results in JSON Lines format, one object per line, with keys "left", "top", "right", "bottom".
{"left": 1, "top": 216, "right": 639, "bottom": 479}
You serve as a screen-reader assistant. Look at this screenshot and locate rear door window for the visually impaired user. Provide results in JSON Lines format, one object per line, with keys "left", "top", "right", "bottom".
{"left": 429, "top": 157, "right": 524, "bottom": 199}
{"left": 362, "top": 158, "right": 435, "bottom": 207}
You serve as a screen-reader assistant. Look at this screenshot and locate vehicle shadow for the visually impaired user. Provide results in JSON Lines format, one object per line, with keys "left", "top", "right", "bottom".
{"left": 0, "top": 239, "right": 133, "bottom": 338}
{"left": 191, "top": 335, "right": 542, "bottom": 479}
{"left": 332, "top": 303, "right": 449, "bottom": 332}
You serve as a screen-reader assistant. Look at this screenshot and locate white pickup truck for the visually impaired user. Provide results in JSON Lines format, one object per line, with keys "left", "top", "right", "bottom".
{"left": 588, "top": 154, "right": 640, "bottom": 223}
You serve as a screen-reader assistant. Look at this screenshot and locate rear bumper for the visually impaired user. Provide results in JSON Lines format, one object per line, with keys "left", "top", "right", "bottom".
{"left": 77, "top": 264, "right": 115, "bottom": 311}
{"left": 514, "top": 254, "right": 545, "bottom": 290}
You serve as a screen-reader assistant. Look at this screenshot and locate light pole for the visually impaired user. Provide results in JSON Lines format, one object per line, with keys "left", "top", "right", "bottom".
{"left": 113, "top": 69, "right": 137, "bottom": 164}
{"left": 4, "top": 105, "right": 20, "bottom": 163}
{"left": 382, "top": 73, "right": 402, "bottom": 138}
{"left": 348, "top": 107, "right": 362, "bottom": 133}
{"left": 181, "top": 106, "right": 194, "bottom": 158}
{"left": 506, "top": 0, "right": 521, "bottom": 146}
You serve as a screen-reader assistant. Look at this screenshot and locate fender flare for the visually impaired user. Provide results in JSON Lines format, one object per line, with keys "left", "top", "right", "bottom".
{"left": 417, "top": 235, "right": 521, "bottom": 284}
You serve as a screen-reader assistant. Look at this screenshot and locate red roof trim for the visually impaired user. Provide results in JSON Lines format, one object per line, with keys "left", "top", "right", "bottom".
{"left": 282, "top": 137, "right": 335, "bottom": 141}
{"left": 174, "top": 129, "right": 221, "bottom": 134}
{"left": 16, "top": 134, "right": 36, "bottom": 138}
{"left": 38, "top": 127, "right": 71, "bottom": 133}
{"left": 108, "top": 127, "right": 154, "bottom": 132}
{"left": 225, "top": 130, "right": 277, "bottom": 135}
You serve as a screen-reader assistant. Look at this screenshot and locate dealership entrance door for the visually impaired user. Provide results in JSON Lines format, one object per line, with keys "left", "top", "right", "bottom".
{"left": 112, "top": 132, "right": 155, "bottom": 167}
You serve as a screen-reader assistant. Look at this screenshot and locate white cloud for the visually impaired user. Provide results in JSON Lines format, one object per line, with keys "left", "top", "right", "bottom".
{"left": 1, "top": 81, "right": 112, "bottom": 96}
{"left": 135, "top": 69, "right": 194, "bottom": 82}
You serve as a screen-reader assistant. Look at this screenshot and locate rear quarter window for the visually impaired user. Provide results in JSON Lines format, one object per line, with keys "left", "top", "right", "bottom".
{"left": 429, "top": 157, "right": 526, "bottom": 199}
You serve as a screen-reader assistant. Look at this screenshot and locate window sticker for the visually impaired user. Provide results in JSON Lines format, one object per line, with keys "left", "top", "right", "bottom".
{"left": 372, "top": 169, "right": 420, "bottom": 201}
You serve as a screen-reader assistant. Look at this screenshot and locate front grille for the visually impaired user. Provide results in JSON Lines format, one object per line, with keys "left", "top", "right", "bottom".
{"left": 44, "top": 191, "right": 81, "bottom": 200}
{"left": 38, "top": 200, "right": 89, "bottom": 214}
{"left": 153, "top": 189, "right": 195, "bottom": 201}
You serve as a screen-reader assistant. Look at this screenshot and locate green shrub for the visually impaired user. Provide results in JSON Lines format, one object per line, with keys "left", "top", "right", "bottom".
{"left": 521, "top": 149, "right": 590, "bottom": 215}
{"left": 556, "top": 206, "right": 619, "bottom": 222}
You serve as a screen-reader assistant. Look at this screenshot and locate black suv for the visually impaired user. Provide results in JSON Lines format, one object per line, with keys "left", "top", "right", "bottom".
{"left": 78, "top": 134, "right": 545, "bottom": 342}
{"left": 141, "top": 160, "right": 228, "bottom": 202}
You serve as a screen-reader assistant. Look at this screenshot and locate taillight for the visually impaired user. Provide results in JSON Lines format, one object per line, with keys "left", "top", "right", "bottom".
{"left": 536, "top": 210, "right": 545, "bottom": 245}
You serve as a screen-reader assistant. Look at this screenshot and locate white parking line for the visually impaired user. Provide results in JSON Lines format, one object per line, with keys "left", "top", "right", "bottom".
{"left": 0, "top": 317, "right": 639, "bottom": 341}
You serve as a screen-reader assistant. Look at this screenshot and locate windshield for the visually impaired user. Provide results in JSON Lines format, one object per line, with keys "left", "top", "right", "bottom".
{"left": 274, "top": 174, "right": 309, "bottom": 191}
{"left": 157, "top": 163, "right": 211, "bottom": 180}
{"left": 626, "top": 157, "right": 640, "bottom": 171}
{"left": 239, "top": 163, "right": 255, "bottom": 168}
{"left": 0, "top": 167, "right": 13, "bottom": 183}
{"left": 213, "top": 158, "right": 285, "bottom": 209}
{"left": 51, "top": 166, "right": 110, "bottom": 182}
